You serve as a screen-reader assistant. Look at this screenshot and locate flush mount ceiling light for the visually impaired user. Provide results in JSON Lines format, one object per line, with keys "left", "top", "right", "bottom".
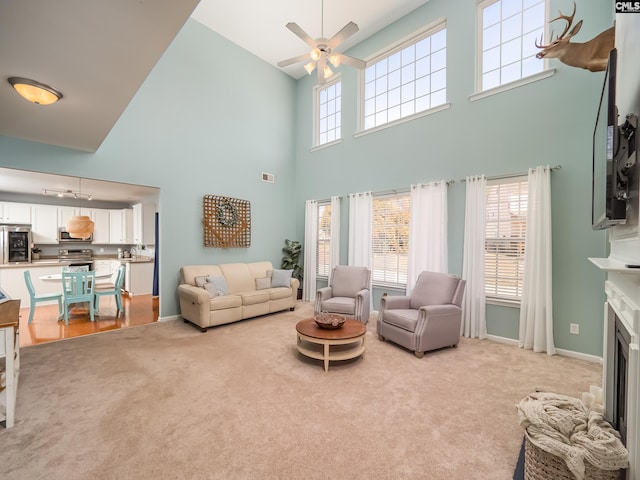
{"left": 8, "top": 77, "right": 63, "bottom": 105}
{"left": 277, "top": 0, "right": 365, "bottom": 85}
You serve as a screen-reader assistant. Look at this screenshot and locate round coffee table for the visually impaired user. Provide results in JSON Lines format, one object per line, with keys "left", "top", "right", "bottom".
{"left": 296, "top": 318, "right": 366, "bottom": 372}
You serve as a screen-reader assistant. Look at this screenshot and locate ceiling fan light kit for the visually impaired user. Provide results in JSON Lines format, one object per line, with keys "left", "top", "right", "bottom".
{"left": 277, "top": 0, "right": 365, "bottom": 84}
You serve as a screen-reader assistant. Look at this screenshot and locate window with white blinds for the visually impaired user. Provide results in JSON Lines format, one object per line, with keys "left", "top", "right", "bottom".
{"left": 316, "top": 203, "right": 331, "bottom": 277}
{"left": 372, "top": 195, "right": 410, "bottom": 285}
{"left": 485, "top": 177, "right": 528, "bottom": 301}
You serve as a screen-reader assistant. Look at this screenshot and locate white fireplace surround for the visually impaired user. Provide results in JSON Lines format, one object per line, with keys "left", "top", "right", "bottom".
{"left": 590, "top": 257, "right": 640, "bottom": 479}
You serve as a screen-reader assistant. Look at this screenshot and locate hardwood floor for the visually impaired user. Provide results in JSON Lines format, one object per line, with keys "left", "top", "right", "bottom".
{"left": 18, "top": 293, "right": 159, "bottom": 347}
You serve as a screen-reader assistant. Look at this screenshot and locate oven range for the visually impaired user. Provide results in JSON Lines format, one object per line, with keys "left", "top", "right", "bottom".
{"left": 57, "top": 248, "right": 94, "bottom": 270}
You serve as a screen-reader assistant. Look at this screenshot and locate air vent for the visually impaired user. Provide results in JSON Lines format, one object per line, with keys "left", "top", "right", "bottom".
{"left": 262, "top": 172, "right": 275, "bottom": 183}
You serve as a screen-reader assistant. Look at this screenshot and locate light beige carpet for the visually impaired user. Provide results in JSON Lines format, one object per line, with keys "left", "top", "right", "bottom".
{"left": 1, "top": 302, "right": 600, "bottom": 479}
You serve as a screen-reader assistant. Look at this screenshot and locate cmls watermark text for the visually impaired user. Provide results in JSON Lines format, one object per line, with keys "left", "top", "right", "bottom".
{"left": 616, "top": 1, "right": 640, "bottom": 12}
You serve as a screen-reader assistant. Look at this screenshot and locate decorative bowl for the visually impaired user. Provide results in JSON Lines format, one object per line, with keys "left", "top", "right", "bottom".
{"left": 314, "top": 312, "right": 346, "bottom": 329}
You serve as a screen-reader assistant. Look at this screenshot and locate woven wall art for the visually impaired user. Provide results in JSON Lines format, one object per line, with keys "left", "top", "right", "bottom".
{"left": 203, "top": 195, "right": 251, "bottom": 248}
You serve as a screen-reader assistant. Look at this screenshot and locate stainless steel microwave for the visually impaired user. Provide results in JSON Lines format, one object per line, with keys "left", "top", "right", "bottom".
{"left": 58, "top": 228, "right": 93, "bottom": 243}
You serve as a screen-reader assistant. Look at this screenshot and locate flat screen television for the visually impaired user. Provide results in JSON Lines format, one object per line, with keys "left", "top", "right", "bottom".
{"left": 592, "top": 48, "right": 626, "bottom": 230}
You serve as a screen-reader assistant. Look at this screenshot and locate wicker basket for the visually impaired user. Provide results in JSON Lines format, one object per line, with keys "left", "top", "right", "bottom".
{"left": 524, "top": 438, "right": 623, "bottom": 480}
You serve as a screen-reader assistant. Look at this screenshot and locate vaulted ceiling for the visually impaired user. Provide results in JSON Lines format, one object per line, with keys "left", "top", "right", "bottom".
{"left": 0, "top": 0, "right": 430, "bottom": 153}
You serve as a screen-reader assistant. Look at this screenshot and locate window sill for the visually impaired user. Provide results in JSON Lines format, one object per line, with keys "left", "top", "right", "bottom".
{"left": 469, "top": 69, "right": 556, "bottom": 103}
{"left": 353, "top": 103, "right": 451, "bottom": 139}
{"left": 486, "top": 297, "right": 521, "bottom": 308}
{"left": 310, "top": 138, "right": 342, "bottom": 153}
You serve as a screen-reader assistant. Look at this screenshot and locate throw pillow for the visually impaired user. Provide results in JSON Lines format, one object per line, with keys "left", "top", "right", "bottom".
{"left": 255, "top": 277, "right": 271, "bottom": 290}
{"left": 271, "top": 269, "right": 292, "bottom": 288}
{"left": 194, "top": 275, "right": 208, "bottom": 288}
{"left": 203, "top": 283, "right": 218, "bottom": 298}
{"left": 207, "top": 275, "right": 228, "bottom": 295}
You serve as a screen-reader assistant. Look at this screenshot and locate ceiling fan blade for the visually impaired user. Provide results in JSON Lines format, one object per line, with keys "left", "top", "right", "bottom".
{"left": 339, "top": 54, "right": 366, "bottom": 69}
{"left": 327, "top": 21, "right": 359, "bottom": 48}
{"left": 285, "top": 22, "right": 317, "bottom": 48}
{"left": 277, "top": 53, "right": 311, "bottom": 68}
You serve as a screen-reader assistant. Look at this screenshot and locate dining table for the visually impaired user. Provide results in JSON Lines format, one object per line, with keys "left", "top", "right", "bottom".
{"left": 38, "top": 271, "right": 112, "bottom": 319}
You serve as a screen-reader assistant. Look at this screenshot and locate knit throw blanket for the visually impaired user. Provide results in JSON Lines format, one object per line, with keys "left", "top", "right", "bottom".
{"left": 517, "top": 392, "right": 628, "bottom": 480}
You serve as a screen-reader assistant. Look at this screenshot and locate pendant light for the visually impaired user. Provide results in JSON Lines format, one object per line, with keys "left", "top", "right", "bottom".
{"left": 65, "top": 178, "right": 94, "bottom": 239}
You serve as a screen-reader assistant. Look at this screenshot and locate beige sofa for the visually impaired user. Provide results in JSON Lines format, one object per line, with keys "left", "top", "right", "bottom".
{"left": 178, "top": 262, "right": 299, "bottom": 332}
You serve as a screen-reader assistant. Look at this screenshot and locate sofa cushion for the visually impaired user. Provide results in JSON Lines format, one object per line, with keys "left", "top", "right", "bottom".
{"left": 220, "top": 263, "right": 254, "bottom": 293}
{"left": 271, "top": 269, "right": 292, "bottom": 288}
{"left": 268, "top": 287, "right": 291, "bottom": 300}
{"left": 255, "top": 277, "right": 271, "bottom": 290}
{"left": 240, "top": 291, "right": 270, "bottom": 306}
{"left": 181, "top": 265, "right": 223, "bottom": 286}
{"left": 208, "top": 275, "right": 228, "bottom": 295}
{"left": 209, "top": 295, "right": 242, "bottom": 311}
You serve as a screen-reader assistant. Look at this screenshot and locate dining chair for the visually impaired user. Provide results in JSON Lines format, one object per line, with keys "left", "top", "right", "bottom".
{"left": 61, "top": 270, "right": 96, "bottom": 325}
{"left": 94, "top": 265, "right": 126, "bottom": 317}
{"left": 24, "top": 270, "right": 63, "bottom": 324}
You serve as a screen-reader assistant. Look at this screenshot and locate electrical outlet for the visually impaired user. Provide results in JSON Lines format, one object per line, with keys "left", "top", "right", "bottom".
{"left": 99, "top": 247, "right": 104, "bottom": 253}
{"left": 570, "top": 323, "right": 580, "bottom": 335}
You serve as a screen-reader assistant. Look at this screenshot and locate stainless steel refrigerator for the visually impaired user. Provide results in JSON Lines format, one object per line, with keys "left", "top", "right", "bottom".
{"left": 0, "top": 225, "right": 32, "bottom": 264}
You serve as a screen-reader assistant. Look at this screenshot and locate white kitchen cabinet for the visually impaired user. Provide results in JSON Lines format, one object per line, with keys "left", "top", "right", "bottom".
{"left": 124, "top": 261, "right": 154, "bottom": 296}
{"left": 109, "top": 209, "right": 132, "bottom": 244}
{"left": 94, "top": 259, "right": 121, "bottom": 277}
{"left": 57, "top": 206, "right": 78, "bottom": 228}
{"left": 132, "top": 203, "right": 155, "bottom": 245}
{"left": 88, "top": 208, "right": 110, "bottom": 244}
{"left": 31, "top": 204, "right": 59, "bottom": 244}
{"left": 0, "top": 202, "right": 31, "bottom": 224}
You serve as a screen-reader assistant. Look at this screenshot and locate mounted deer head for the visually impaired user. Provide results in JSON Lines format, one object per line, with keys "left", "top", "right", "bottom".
{"left": 535, "top": 2, "right": 614, "bottom": 72}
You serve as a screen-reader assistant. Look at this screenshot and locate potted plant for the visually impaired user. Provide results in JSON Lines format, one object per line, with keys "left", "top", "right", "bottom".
{"left": 281, "top": 239, "right": 303, "bottom": 299}
{"left": 31, "top": 246, "right": 42, "bottom": 260}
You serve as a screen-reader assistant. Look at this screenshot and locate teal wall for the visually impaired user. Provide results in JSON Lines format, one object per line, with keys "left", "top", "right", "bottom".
{"left": 0, "top": 20, "right": 298, "bottom": 318}
{"left": 294, "top": 0, "right": 612, "bottom": 356}
{"left": 0, "top": 1, "right": 615, "bottom": 356}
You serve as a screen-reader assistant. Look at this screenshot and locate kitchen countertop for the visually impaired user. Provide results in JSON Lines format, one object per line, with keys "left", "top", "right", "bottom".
{"left": 0, "top": 256, "right": 154, "bottom": 268}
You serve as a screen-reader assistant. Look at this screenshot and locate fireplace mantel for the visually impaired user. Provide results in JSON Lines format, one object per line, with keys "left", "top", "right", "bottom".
{"left": 591, "top": 256, "right": 640, "bottom": 479}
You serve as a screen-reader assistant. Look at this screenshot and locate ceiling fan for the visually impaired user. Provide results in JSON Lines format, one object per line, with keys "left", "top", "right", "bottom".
{"left": 277, "top": 0, "right": 366, "bottom": 84}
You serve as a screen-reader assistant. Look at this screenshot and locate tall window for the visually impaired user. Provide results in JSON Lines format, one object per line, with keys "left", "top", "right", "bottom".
{"left": 478, "top": 0, "right": 545, "bottom": 91}
{"left": 317, "top": 203, "right": 332, "bottom": 276}
{"left": 363, "top": 22, "right": 446, "bottom": 131}
{"left": 372, "top": 195, "right": 410, "bottom": 285}
{"left": 315, "top": 78, "right": 341, "bottom": 146}
{"left": 485, "top": 177, "right": 528, "bottom": 301}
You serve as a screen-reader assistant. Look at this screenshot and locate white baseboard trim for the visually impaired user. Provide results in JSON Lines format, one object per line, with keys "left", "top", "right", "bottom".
{"left": 486, "top": 335, "right": 603, "bottom": 364}
{"left": 159, "top": 315, "right": 181, "bottom": 323}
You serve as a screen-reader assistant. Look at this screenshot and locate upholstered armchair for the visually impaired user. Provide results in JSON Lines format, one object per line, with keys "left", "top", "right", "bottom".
{"left": 314, "top": 265, "right": 371, "bottom": 324}
{"left": 377, "top": 271, "right": 466, "bottom": 358}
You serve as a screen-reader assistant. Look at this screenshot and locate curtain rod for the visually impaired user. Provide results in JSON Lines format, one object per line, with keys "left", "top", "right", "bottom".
{"left": 460, "top": 165, "right": 561, "bottom": 182}
{"left": 315, "top": 179, "right": 455, "bottom": 203}
{"left": 373, "top": 179, "right": 455, "bottom": 198}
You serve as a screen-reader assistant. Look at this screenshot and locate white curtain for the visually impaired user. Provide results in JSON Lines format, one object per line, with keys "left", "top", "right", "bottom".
{"left": 348, "top": 192, "right": 372, "bottom": 268}
{"left": 329, "top": 196, "right": 341, "bottom": 282}
{"left": 519, "top": 166, "right": 556, "bottom": 355}
{"left": 348, "top": 192, "right": 372, "bottom": 310}
{"left": 406, "top": 181, "right": 448, "bottom": 294}
{"left": 303, "top": 200, "right": 318, "bottom": 302}
{"left": 461, "top": 176, "right": 487, "bottom": 339}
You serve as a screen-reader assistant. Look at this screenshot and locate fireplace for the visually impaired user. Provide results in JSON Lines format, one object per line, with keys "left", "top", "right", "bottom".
{"left": 592, "top": 262, "right": 640, "bottom": 480}
{"left": 612, "top": 306, "right": 630, "bottom": 445}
